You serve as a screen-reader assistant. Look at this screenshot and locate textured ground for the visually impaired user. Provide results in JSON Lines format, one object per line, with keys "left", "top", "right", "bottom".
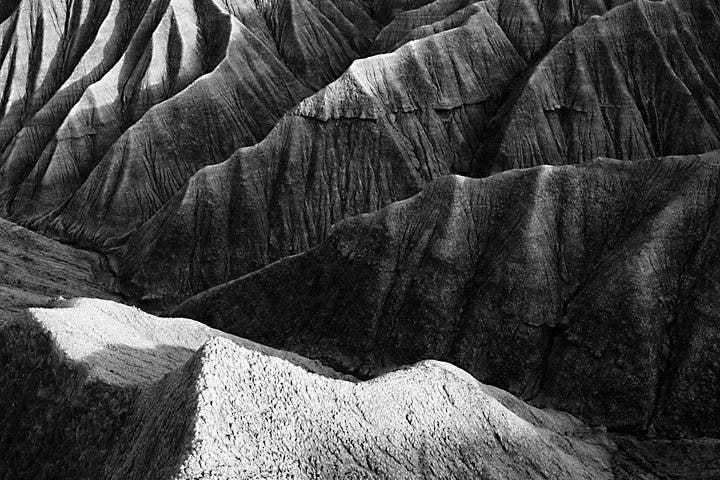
{"left": 0, "top": 0, "right": 378, "bottom": 248}
{"left": 1, "top": 298, "right": 617, "bottom": 479}
{"left": 176, "top": 151, "right": 720, "bottom": 438}
{"left": 0, "top": 217, "right": 118, "bottom": 318}
{"left": 1, "top": 0, "right": 720, "bottom": 477}
{"left": 120, "top": 0, "right": 720, "bottom": 308}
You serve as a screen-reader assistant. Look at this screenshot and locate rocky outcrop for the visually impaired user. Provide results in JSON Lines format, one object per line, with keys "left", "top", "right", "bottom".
{"left": 175, "top": 151, "right": 720, "bottom": 438}
{"left": 0, "top": 297, "right": 617, "bottom": 479}
{"left": 120, "top": 0, "right": 720, "bottom": 307}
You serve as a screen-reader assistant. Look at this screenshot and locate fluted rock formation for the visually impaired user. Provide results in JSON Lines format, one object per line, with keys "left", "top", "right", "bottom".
{"left": 117, "top": 2, "right": 527, "bottom": 305}
{"left": 479, "top": 0, "right": 720, "bottom": 174}
{"left": 0, "top": 0, "right": 378, "bottom": 248}
{"left": 120, "top": 0, "right": 720, "bottom": 307}
{"left": 0, "top": 298, "right": 616, "bottom": 479}
{"left": 371, "top": 0, "right": 631, "bottom": 56}
{"left": 176, "top": 151, "right": 720, "bottom": 438}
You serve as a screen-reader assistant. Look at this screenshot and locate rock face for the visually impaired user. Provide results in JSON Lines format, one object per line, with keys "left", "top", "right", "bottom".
{"left": 119, "top": 0, "right": 720, "bottom": 307}
{"left": 480, "top": 0, "right": 720, "bottom": 174}
{"left": 176, "top": 151, "right": 720, "bottom": 439}
{"left": 0, "top": 298, "right": 616, "bottom": 479}
{"left": 0, "top": 0, "right": 378, "bottom": 248}
{"left": 1, "top": 0, "right": 720, "bottom": 477}
{"left": 0, "top": 217, "right": 118, "bottom": 318}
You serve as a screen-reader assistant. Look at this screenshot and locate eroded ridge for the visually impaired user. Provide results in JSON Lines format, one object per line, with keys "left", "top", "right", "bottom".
{"left": 176, "top": 151, "right": 720, "bottom": 438}
{"left": 1, "top": 297, "right": 614, "bottom": 479}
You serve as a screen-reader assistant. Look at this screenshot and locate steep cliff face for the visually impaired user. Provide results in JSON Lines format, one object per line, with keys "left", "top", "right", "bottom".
{"left": 0, "top": 298, "right": 616, "bottom": 479}
{"left": 175, "top": 151, "right": 720, "bottom": 438}
{"left": 121, "top": 0, "right": 720, "bottom": 308}
{"left": 0, "top": 0, "right": 378, "bottom": 248}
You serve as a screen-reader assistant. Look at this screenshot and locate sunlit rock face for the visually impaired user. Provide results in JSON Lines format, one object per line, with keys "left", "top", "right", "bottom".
{"left": 0, "top": 298, "right": 615, "bottom": 479}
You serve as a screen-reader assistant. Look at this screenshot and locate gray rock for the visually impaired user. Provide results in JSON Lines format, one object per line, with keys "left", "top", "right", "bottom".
{"left": 0, "top": 298, "right": 616, "bottom": 479}
{"left": 121, "top": 0, "right": 720, "bottom": 308}
{"left": 175, "top": 152, "right": 720, "bottom": 438}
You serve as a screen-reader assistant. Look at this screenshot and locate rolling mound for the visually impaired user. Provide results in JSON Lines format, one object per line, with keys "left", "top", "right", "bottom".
{"left": 176, "top": 151, "right": 720, "bottom": 438}
{"left": 0, "top": 297, "right": 616, "bottom": 479}
{"left": 120, "top": 0, "right": 720, "bottom": 307}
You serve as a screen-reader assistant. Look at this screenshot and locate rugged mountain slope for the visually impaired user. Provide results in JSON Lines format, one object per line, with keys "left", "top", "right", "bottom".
{"left": 0, "top": 298, "right": 617, "bottom": 479}
{"left": 0, "top": 217, "right": 118, "bottom": 318}
{"left": 117, "top": 2, "right": 526, "bottom": 305}
{"left": 371, "top": 0, "right": 631, "bottom": 55}
{"left": 479, "top": 0, "right": 720, "bottom": 174}
{"left": 0, "top": 0, "right": 378, "bottom": 248}
{"left": 120, "top": 0, "right": 720, "bottom": 307}
{"left": 176, "top": 151, "right": 720, "bottom": 438}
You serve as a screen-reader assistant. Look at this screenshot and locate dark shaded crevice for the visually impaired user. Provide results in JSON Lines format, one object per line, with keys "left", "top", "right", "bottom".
{"left": 117, "top": 0, "right": 170, "bottom": 131}
{"left": 0, "top": 10, "right": 18, "bottom": 74}
{"left": 194, "top": 0, "right": 231, "bottom": 75}
{"left": 0, "top": 0, "right": 20, "bottom": 24}
{"left": 0, "top": 44, "right": 17, "bottom": 132}
{"left": 22, "top": 11, "right": 44, "bottom": 122}
{"left": 164, "top": 11, "right": 182, "bottom": 94}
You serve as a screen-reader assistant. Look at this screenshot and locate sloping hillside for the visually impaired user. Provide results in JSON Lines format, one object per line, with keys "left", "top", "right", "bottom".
{"left": 0, "top": 298, "right": 615, "bottom": 479}
{"left": 122, "top": 0, "right": 720, "bottom": 307}
{"left": 176, "top": 151, "right": 720, "bottom": 438}
{"left": 0, "top": 0, "right": 378, "bottom": 247}
{"left": 1, "top": 0, "right": 720, "bottom": 477}
{"left": 0, "top": 217, "right": 118, "bottom": 317}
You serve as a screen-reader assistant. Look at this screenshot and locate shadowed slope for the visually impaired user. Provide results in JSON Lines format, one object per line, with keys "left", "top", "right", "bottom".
{"left": 371, "top": 0, "right": 631, "bottom": 56}
{"left": 478, "top": 0, "right": 720, "bottom": 175}
{"left": 175, "top": 152, "right": 720, "bottom": 438}
{"left": 0, "top": 1, "right": 19, "bottom": 24}
{"left": 121, "top": 0, "right": 720, "bottom": 308}
{"left": 1, "top": 0, "right": 238, "bottom": 219}
{"left": 0, "top": 217, "right": 118, "bottom": 318}
{"left": 0, "top": 298, "right": 616, "bottom": 479}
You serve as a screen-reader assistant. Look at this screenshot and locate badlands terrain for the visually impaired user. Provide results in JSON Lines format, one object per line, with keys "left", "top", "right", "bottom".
{"left": 1, "top": 0, "right": 720, "bottom": 478}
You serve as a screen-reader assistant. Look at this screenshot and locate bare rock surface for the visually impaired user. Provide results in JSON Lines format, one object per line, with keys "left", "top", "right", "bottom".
{"left": 175, "top": 151, "right": 720, "bottom": 438}
{"left": 371, "top": 0, "right": 631, "bottom": 56}
{"left": 120, "top": 0, "right": 720, "bottom": 307}
{"left": 0, "top": 297, "right": 618, "bottom": 479}
{"left": 480, "top": 0, "right": 720, "bottom": 175}
{"left": 117, "top": 1, "right": 527, "bottom": 305}
{"left": 0, "top": 0, "right": 720, "bottom": 477}
{"left": 0, "top": 217, "right": 118, "bottom": 318}
{"left": 0, "top": 0, "right": 377, "bottom": 248}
